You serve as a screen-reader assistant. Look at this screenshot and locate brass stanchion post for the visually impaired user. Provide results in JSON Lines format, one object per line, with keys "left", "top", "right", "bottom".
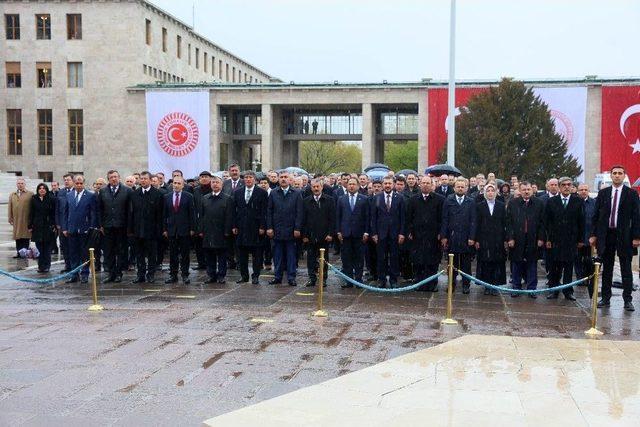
{"left": 312, "top": 248, "right": 328, "bottom": 317}
{"left": 88, "top": 247, "right": 104, "bottom": 312}
{"left": 441, "top": 253, "right": 458, "bottom": 325}
{"left": 585, "top": 261, "right": 602, "bottom": 336}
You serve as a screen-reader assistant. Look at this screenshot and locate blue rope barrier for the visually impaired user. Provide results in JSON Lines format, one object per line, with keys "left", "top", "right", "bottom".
{"left": 455, "top": 269, "right": 592, "bottom": 295}
{"left": 0, "top": 262, "right": 90, "bottom": 284}
{"left": 326, "top": 262, "right": 445, "bottom": 293}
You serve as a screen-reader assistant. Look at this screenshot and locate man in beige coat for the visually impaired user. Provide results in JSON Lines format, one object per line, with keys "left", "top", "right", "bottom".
{"left": 8, "top": 178, "right": 33, "bottom": 258}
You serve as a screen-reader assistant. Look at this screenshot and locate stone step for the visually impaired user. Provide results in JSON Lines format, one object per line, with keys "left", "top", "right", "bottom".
{"left": 0, "top": 171, "right": 45, "bottom": 204}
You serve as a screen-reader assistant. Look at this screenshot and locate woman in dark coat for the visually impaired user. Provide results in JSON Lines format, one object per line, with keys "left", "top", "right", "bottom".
{"left": 29, "top": 183, "right": 57, "bottom": 273}
{"left": 475, "top": 183, "right": 507, "bottom": 295}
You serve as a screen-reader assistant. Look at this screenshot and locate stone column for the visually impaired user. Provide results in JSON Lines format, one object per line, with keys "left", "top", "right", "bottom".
{"left": 361, "top": 103, "right": 376, "bottom": 170}
{"left": 210, "top": 100, "right": 221, "bottom": 171}
{"left": 418, "top": 92, "right": 428, "bottom": 174}
{"left": 261, "top": 104, "right": 283, "bottom": 171}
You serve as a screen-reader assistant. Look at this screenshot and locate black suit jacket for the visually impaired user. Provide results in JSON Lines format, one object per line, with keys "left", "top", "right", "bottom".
{"left": 222, "top": 179, "right": 244, "bottom": 196}
{"left": 591, "top": 185, "right": 640, "bottom": 257}
{"left": 435, "top": 185, "right": 454, "bottom": 197}
{"left": 544, "top": 195, "right": 584, "bottom": 262}
{"left": 475, "top": 200, "right": 507, "bottom": 262}
{"left": 302, "top": 194, "right": 335, "bottom": 244}
{"left": 163, "top": 191, "right": 196, "bottom": 237}
{"left": 129, "top": 187, "right": 164, "bottom": 239}
{"left": 97, "top": 185, "right": 132, "bottom": 228}
{"left": 232, "top": 186, "right": 268, "bottom": 247}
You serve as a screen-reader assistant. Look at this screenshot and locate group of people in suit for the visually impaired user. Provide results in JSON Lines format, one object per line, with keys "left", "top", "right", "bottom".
{"left": 7, "top": 164, "right": 640, "bottom": 312}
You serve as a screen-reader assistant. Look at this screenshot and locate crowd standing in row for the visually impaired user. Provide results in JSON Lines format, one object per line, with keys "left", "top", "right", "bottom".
{"left": 7, "top": 164, "right": 640, "bottom": 311}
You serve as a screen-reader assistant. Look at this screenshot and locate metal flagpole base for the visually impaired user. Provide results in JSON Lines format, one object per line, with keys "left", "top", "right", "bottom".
{"left": 312, "top": 310, "right": 328, "bottom": 317}
{"left": 584, "top": 327, "right": 603, "bottom": 336}
{"left": 441, "top": 318, "right": 458, "bottom": 325}
{"left": 88, "top": 304, "right": 104, "bottom": 312}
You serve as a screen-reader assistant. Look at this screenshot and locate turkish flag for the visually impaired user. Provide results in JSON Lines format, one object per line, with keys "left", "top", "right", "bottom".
{"left": 427, "top": 87, "right": 487, "bottom": 166}
{"left": 601, "top": 86, "right": 640, "bottom": 186}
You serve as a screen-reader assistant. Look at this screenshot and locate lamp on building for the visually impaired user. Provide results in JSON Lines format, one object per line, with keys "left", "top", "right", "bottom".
{"left": 17, "top": 138, "right": 22, "bottom": 145}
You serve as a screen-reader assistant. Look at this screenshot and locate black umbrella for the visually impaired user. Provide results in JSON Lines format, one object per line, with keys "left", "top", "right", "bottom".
{"left": 397, "top": 169, "right": 418, "bottom": 177}
{"left": 363, "top": 163, "right": 389, "bottom": 172}
{"left": 424, "top": 164, "right": 462, "bottom": 177}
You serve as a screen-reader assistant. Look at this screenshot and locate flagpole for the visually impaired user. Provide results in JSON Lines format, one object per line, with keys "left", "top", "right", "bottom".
{"left": 447, "top": 0, "right": 456, "bottom": 167}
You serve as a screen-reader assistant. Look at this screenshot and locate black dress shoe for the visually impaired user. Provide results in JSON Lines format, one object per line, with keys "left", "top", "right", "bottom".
{"left": 564, "top": 294, "right": 577, "bottom": 301}
{"left": 268, "top": 279, "right": 281, "bottom": 285}
{"left": 251, "top": 277, "right": 260, "bottom": 285}
{"left": 624, "top": 302, "right": 635, "bottom": 312}
{"left": 80, "top": 277, "right": 89, "bottom": 284}
{"left": 236, "top": 277, "right": 249, "bottom": 284}
{"left": 304, "top": 281, "right": 316, "bottom": 287}
{"left": 146, "top": 276, "right": 155, "bottom": 284}
{"left": 60, "top": 268, "right": 69, "bottom": 273}
{"left": 182, "top": 277, "right": 191, "bottom": 285}
{"left": 165, "top": 276, "right": 178, "bottom": 284}
{"left": 341, "top": 283, "right": 354, "bottom": 289}
{"left": 193, "top": 265, "right": 207, "bottom": 271}
{"left": 529, "top": 294, "right": 537, "bottom": 299}
{"left": 103, "top": 276, "right": 115, "bottom": 283}
{"left": 288, "top": 281, "right": 297, "bottom": 287}
{"left": 546, "top": 292, "right": 559, "bottom": 300}
{"left": 462, "top": 284, "right": 471, "bottom": 294}
{"left": 114, "top": 276, "right": 122, "bottom": 283}
{"left": 132, "top": 277, "right": 146, "bottom": 284}
{"left": 204, "top": 278, "right": 217, "bottom": 284}
{"left": 597, "top": 299, "right": 610, "bottom": 308}
{"left": 65, "top": 277, "right": 78, "bottom": 284}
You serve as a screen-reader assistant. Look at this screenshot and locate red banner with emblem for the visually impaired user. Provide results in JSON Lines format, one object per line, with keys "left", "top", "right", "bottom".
{"left": 427, "top": 87, "right": 488, "bottom": 166}
{"left": 601, "top": 86, "right": 640, "bottom": 186}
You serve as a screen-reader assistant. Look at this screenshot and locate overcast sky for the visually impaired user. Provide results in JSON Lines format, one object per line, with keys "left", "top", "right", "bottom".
{"left": 149, "top": 0, "right": 640, "bottom": 83}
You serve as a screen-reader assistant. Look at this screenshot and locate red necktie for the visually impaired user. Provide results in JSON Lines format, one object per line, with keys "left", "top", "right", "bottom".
{"left": 609, "top": 189, "right": 618, "bottom": 228}
{"left": 174, "top": 192, "right": 180, "bottom": 213}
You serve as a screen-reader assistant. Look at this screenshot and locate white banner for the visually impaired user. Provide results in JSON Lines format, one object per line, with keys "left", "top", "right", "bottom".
{"left": 146, "top": 90, "right": 210, "bottom": 178}
{"left": 532, "top": 86, "right": 587, "bottom": 181}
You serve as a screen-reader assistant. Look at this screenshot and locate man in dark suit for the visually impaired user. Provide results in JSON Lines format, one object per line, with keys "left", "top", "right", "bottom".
{"left": 590, "top": 165, "right": 640, "bottom": 311}
{"left": 435, "top": 174, "right": 454, "bottom": 198}
{"left": 62, "top": 175, "right": 98, "bottom": 283}
{"left": 222, "top": 164, "right": 243, "bottom": 270}
{"left": 475, "top": 183, "right": 507, "bottom": 296}
{"left": 575, "top": 183, "right": 596, "bottom": 292}
{"left": 163, "top": 176, "right": 196, "bottom": 285}
{"left": 407, "top": 176, "right": 444, "bottom": 292}
{"left": 544, "top": 177, "right": 584, "bottom": 301}
{"left": 199, "top": 176, "right": 234, "bottom": 284}
{"left": 370, "top": 176, "right": 405, "bottom": 288}
{"left": 336, "top": 177, "right": 370, "bottom": 288}
{"left": 97, "top": 170, "right": 132, "bottom": 283}
{"left": 233, "top": 171, "right": 268, "bottom": 284}
{"left": 357, "top": 173, "right": 370, "bottom": 195}
{"left": 365, "top": 180, "right": 383, "bottom": 282}
{"left": 302, "top": 178, "right": 335, "bottom": 287}
{"left": 506, "top": 181, "right": 545, "bottom": 296}
{"left": 56, "top": 173, "right": 75, "bottom": 273}
{"left": 441, "top": 177, "right": 477, "bottom": 294}
{"left": 192, "top": 171, "right": 213, "bottom": 270}
{"left": 129, "top": 171, "right": 164, "bottom": 284}
{"left": 266, "top": 171, "right": 303, "bottom": 286}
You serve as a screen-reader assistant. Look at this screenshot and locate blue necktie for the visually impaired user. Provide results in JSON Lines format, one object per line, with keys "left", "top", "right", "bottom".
{"left": 350, "top": 194, "right": 355, "bottom": 211}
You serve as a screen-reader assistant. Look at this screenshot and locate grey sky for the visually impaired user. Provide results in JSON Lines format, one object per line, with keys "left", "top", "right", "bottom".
{"left": 150, "top": 0, "right": 640, "bottom": 83}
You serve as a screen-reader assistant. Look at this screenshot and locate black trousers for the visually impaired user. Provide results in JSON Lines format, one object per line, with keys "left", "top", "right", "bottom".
{"left": 548, "top": 260, "right": 575, "bottom": 296}
{"left": 414, "top": 263, "right": 439, "bottom": 291}
{"left": 341, "top": 236, "right": 364, "bottom": 282}
{"left": 156, "top": 237, "right": 167, "bottom": 268}
{"left": 238, "top": 245, "right": 263, "bottom": 280}
{"left": 365, "top": 240, "right": 377, "bottom": 280}
{"left": 15, "top": 238, "right": 30, "bottom": 255}
{"left": 35, "top": 240, "right": 52, "bottom": 271}
{"left": 59, "top": 233, "right": 71, "bottom": 270}
{"left": 601, "top": 229, "right": 634, "bottom": 302}
{"left": 377, "top": 237, "right": 400, "bottom": 285}
{"left": 306, "top": 241, "right": 329, "bottom": 284}
{"left": 478, "top": 261, "right": 503, "bottom": 293}
{"left": 192, "top": 235, "right": 206, "bottom": 267}
{"left": 226, "top": 235, "right": 238, "bottom": 268}
{"left": 168, "top": 235, "right": 191, "bottom": 278}
{"left": 262, "top": 238, "right": 272, "bottom": 266}
{"left": 103, "top": 227, "right": 127, "bottom": 277}
{"left": 452, "top": 252, "right": 472, "bottom": 286}
{"left": 135, "top": 237, "right": 158, "bottom": 279}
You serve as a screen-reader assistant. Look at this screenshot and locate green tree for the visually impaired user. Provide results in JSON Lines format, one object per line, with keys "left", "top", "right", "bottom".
{"left": 439, "top": 78, "right": 582, "bottom": 183}
{"left": 299, "top": 141, "right": 362, "bottom": 175}
{"left": 384, "top": 140, "right": 418, "bottom": 172}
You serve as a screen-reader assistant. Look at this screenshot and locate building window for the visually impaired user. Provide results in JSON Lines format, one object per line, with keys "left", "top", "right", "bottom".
{"left": 6, "top": 62, "right": 21, "bottom": 88}
{"left": 143, "top": 64, "right": 147, "bottom": 75}
{"left": 211, "top": 57, "right": 215, "bottom": 76}
{"left": 145, "top": 19, "right": 151, "bottom": 45}
{"left": 176, "top": 35, "right": 181, "bottom": 58}
{"left": 67, "top": 62, "right": 83, "bottom": 88}
{"left": 188, "top": 44, "right": 191, "bottom": 65}
{"left": 66, "top": 14, "right": 81, "bottom": 39}
{"left": 37, "top": 62, "right": 52, "bottom": 87}
{"left": 38, "top": 171, "right": 53, "bottom": 182}
{"left": 195, "top": 47, "right": 200, "bottom": 69}
{"left": 37, "top": 109, "right": 53, "bottom": 155}
{"left": 219, "top": 60, "right": 222, "bottom": 79}
{"left": 232, "top": 66, "right": 236, "bottom": 82}
{"left": 162, "top": 27, "right": 167, "bottom": 52}
{"left": 36, "top": 14, "right": 51, "bottom": 40}
{"left": 225, "top": 63, "right": 229, "bottom": 81}
{"left": 5, "top": 14, "right": 20, "bottom": 40}
{"left": 204, "top": 52, "right": 208, "bottom": 73}
{"left": 7, "top": 109, "right": 22, "bottom": 155}
{"left": 68, "top": 109, "right": 83, "bottom": 155}
{"left": 153, "top": 68, "right": 157, "bottom": 78}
